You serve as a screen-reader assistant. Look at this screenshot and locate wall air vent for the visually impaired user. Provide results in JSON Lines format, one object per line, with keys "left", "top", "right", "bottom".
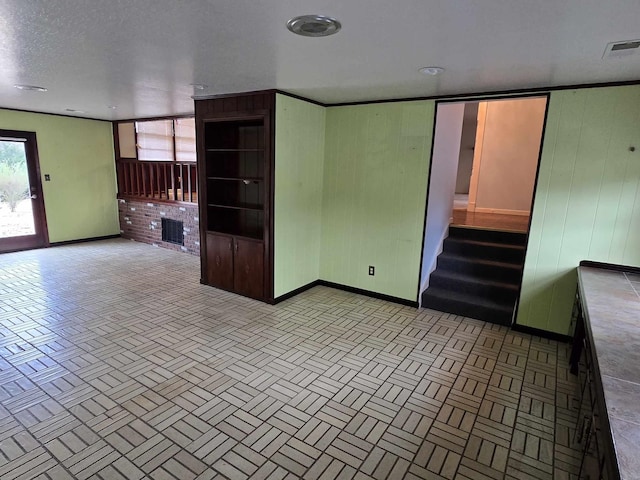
{"left": 603, "top": 39, "right": 640, "bottom": 59}
{"left": 162, "top": 218, "right": 184, "bottom": 245}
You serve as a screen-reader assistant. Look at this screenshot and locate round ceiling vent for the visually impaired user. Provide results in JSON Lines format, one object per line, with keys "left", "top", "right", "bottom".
{"left": 286, "top": 15, "right": 341, "bottom": 37}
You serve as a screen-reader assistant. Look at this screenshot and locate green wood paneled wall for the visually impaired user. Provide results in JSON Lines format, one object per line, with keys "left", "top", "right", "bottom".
{"left": 0, "top": 109, "right": 118, "bottom": 243}
{"left": 274, "top": 94, "right": 326, "bottom": 297}
{"left": 321, "top": 102, "right": 435, "bottom": 301}
{"left": 517, "top": 86, "right": 640, "bottom": 334}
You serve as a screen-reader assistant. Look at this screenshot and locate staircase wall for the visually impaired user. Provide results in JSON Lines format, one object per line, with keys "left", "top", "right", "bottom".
{"left": 420, "top": 103, "right": 465, "bottom": 297}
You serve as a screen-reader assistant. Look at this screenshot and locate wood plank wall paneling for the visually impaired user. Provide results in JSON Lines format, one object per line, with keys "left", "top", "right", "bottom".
{"left": 517, "top": 85, "right": 640, "bottom": 334}
{"left": 320, "top": 101, "right": 435, "bottom": 301}
{"left": 273, "top": 94, "right": 326, "bottom": 298}
{"left": 0, "top": 109, "right": 118, "bottom": 242}
{"left": 194, "top": 92, "right": 275, "bottom": 117}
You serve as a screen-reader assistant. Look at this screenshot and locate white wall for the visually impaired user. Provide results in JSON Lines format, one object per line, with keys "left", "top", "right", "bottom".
{"left": 471, "top": 97, "right": 547, "bottom": 214}
{"left": 455, "top": 103, "right": 478, "bottom": 194}
{"left": 420, "top": 103, "right": 465, "bottom": 295}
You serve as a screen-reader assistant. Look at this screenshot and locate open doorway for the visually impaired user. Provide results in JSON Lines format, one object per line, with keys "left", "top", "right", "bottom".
{"left": 419, "top": 95, "right": 548, "bottom": 325}
{"left": 452, "top": 98, "right": 546, "bottom": 232}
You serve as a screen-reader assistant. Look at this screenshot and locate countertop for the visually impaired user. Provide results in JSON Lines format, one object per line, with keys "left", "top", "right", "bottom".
{"left": 578, "top": 266, "right": 640, "bottom": 480}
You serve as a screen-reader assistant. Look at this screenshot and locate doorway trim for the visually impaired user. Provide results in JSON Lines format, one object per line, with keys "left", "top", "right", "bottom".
{"left": 466, "top": 102, "right": 487, "bottom": 213}
{"left": 416, "top": 92, "right": 551, "bottom": 320}
{"left": 0, "top": 129, "right": 49, "bottom": 253}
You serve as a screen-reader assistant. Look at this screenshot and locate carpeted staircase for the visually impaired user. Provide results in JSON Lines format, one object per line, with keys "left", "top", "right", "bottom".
{"left": 421, "top": 226, "right": 527, "bottom": 325}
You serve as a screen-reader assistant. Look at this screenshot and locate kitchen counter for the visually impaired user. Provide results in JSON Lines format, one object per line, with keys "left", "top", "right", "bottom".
{"left": 577, "top": 265, "right": 640, "bottom": 480}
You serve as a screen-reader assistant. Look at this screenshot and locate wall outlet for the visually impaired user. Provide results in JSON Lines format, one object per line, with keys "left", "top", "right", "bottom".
{"left": 369, "top": 266, "right": 375, "bottom": 276}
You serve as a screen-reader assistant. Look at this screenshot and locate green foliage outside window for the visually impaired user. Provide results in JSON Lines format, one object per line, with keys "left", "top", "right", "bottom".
{"left": 0, "top": 142, "right": 29, "bottom": 213}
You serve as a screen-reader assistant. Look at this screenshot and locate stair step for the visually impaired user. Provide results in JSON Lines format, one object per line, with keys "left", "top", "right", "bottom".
{"left": 437, "top": 253, "right": 523, "bottom": 283}
{"left": 448, "top": 225, "right": 527, "bottom": 245}
{"left": 443, "top": 237, "right": 526, "bottom": 263}
{"left": 429, "top": 270, "right": 519, "bottom": 303}
{"left": 421, "top": 287, "right": 514, "bottom": 325}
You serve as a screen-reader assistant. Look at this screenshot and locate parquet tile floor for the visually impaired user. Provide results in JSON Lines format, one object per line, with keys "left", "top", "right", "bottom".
{"left": 0, "top": 239, "right": 583, "bottom": 479}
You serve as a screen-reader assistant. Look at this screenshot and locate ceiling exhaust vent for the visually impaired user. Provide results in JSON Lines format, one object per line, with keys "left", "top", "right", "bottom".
{"left": 287, "top": 15, "right": 341, "bottom": 37}
{"left": 603, "top": 39, "right": 640, "bottom": 59}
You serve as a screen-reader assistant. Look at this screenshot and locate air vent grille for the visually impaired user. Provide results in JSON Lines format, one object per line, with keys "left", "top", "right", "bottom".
{"left": 611, "top": 41, "right": 640, "bottom": 51}
{"left": 162, "top": 218, "right": 184, "bottom": 245}
{"left": 603, "top": 39, "right": 640, "bottom": 59}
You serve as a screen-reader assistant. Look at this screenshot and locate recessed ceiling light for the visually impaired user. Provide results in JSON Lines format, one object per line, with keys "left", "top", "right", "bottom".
{"left": 14, "top": 84, "right": 48, "bottom": 92}
{"left": 107, "top": 105, "right": 117, "bottom": 110}
{"left": 419, "top": 66, "right": 445, "bottom": 76}
{"left": 287, "top": 15, "right": 341, "bottom": 37}
{"left": 190, "top": 83, "right": 208, "bottom": 90}
{"left": 65, "top": 108, "right": 85, "bottom": 114}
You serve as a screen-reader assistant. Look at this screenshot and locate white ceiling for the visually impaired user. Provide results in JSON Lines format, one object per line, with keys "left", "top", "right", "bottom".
{"left": 1, "top": 0, "right": 639, "bottom": 121}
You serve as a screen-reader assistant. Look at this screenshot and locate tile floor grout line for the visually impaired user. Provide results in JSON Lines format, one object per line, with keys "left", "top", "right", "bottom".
{"left": 451, "top": 322, "right": 510, "bottom": 480}
{"left": 504, "top": 329, "right": 534, "bottom": 480}
{"left": 0, "top": 240, "right": 585, "bottom": 480}
{"left": 0, "top": 368, "right": 80, "bottom": 480}
{"left": 0, "top": 295, "right": 108, "bottom": 480}
{"left": 2, "top": 308, "right": 253, "bottom": 479}
{"left": 294, "top": 311, "right": 440, "bottom": 479}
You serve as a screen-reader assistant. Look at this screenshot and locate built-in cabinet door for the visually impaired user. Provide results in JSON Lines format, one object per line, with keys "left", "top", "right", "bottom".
{"left": 233, "top": 238, "right": 264, "bottom": 300}
{"left": 206, "top": 233, "right": 234, "bottom": 291}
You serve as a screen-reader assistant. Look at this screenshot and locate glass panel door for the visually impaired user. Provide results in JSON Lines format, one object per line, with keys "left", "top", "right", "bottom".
{"left": 0, "top": 140, "right": 35, "bottom": 238}
{"left": 0, "top": 130, "right": 48, "bottom": 253}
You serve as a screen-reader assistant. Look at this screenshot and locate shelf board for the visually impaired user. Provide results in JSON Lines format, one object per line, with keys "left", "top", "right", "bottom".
{"left": 207, "top": 203, "right": 264, "bottom": 212}
{"left": 206, "top": 148, "right": 264, "bottom": 152}
{"left": 207, "top": 176, "right": 263, "bottom": 182}
{"left": 206, "top": 230, "right": 264, "bottom": 242}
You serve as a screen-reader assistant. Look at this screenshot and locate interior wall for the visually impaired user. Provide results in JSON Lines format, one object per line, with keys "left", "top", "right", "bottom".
{"left": 472, "top": 97, "right": 547, "bottom": 213}
{"left": 455, "top": 103, "right": 478, "bottom": 194}
{"left": 274, "top": 94, "right": 326, "bottom": 298}
{"left": 0, "top": 109, "right": 119, "bottom": 243}
{"left": 321, "top": 101, "right": 434, "bottom": 301}
{"left": 420, "top": 103, "right": 465, "bottom": 294}
{"left": 517, "top": 85, "right": 640, "bottom": 334}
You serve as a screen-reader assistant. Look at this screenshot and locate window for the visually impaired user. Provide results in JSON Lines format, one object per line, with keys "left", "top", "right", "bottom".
{"left": 136, "top": 120, "right": 174, "bottom": 161}
{"left": 115, "top": 116, "right": 198, "bottom": 203}
{"left": 174, "top": 118, "right": 196, "bottom": 163}
{"left": 135, "top": 118, "right": 195, "bottom": 162}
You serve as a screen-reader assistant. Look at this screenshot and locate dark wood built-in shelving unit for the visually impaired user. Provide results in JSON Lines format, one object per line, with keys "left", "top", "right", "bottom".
{"left": 195, "top": 92, "right": 275, "bottom": 302}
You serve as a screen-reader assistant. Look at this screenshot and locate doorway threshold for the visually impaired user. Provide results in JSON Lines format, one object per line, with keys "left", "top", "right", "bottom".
{"left": 451, "top": 210, "right": 529, "bottom": 233}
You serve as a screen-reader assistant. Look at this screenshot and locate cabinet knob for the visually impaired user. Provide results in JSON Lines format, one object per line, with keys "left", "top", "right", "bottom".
{"left": 235, "top": 242, "right": 239, "bottom": 253}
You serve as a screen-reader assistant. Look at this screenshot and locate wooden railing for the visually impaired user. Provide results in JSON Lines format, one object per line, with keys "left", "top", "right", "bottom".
{"left": 116, "top": 160, "right": 197, "bottom": 203}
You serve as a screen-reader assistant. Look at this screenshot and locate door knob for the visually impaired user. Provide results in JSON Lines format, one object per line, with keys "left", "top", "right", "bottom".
{"left": 29, "top": 194, "right": 37, "bottom": 199}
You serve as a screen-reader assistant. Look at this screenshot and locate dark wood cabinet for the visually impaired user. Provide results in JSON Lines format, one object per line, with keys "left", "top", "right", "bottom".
{"left": 205, "top": 233, "right": 234, "bottom": 291}
{"left": 205, "top": 232, "right": 264, "bottom": 300}
{"left": 234, "top": 238, "right": 264, "bottom": 299}
{"left": 571, "top": 290, "right": 617, "bottom": 480}
{"left": 196, "top": 92, "right": 275, "bottom": 302}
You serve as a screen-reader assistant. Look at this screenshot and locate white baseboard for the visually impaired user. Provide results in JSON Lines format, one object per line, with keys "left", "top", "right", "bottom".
{"left": 474, "top": 207, "right": 530, "bottom": 216}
